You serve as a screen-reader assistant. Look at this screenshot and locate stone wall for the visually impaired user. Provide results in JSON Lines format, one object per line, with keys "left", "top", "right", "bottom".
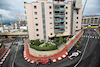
{"left": 28, "top": 44, "right": 65, "bottom": 57}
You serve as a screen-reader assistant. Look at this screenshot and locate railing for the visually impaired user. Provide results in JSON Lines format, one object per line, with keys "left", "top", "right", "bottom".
{"left": 54, "top": 29, "right": 65, "bottom": 33}
{"left": 54, "top": 4, "right": 65, "bottom": 6}
{"left": 54, "top": 19, "right": 65, "bottom": 23}
{"left": 66, "top": 30, "right": 83, "bottom": 52}
{"left": 54, "top": 15, "right": 65, "bottom": 17}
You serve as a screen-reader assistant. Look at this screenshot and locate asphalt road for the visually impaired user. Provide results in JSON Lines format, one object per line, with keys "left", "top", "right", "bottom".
{"left": 1, "top": 28, "right": 100, "bottom": 67}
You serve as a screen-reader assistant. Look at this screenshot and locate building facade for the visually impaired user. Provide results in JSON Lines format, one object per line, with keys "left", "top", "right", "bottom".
{"left": 82, "top": 15, "right": 100, "bottom": 27}
{"left": 10, "top": 20, "right": 27, "bottom": 30}
{"left": 24, "top": 0, "right": 82, "bottom": 41}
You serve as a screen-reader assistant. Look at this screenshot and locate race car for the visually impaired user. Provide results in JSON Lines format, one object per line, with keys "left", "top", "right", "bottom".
{"left": 68, "top": 50, "right": 81, "bottom": 60}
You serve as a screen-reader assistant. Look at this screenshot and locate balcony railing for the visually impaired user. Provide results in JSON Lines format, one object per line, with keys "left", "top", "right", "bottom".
{"left": 54, "top": 8, "right": 65, "bottom": 11}
{"left": 54, "top": 15, "right": 65, "bottom": 17}
{"left": 55, "top": 25, "right": 65, "bottom": 29}
{"left": 54, "top": 19, "right": 65, "bottom": 23}
{"left": 54, "top": 29, "right": 65, "bottom": 33}
{"left": 54, "top": 3, "right": 65, "bottom": 6}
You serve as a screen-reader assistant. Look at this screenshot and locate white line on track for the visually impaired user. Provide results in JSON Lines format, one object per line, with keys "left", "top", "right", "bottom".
{"left": 74, "top": 38, "right": 90, "bottom": 67}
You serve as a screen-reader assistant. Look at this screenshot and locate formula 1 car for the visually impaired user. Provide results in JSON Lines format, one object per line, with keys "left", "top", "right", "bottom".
{"left": 68, "top": 50, "right": 81, "bottom": 60}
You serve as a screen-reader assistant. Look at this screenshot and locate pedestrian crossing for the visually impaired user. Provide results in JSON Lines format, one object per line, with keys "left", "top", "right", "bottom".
{"left": 82, "top": 35, "right": 99, "bottom": 39}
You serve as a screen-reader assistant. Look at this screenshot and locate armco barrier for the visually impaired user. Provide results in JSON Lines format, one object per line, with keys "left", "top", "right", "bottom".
{"left": 67, "top": 30, "right": 83, "bottom": 52}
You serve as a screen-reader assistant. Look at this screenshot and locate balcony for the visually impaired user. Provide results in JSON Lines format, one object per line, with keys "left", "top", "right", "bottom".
{"left": 43, "top": 18, "right": 45, "bottom": 20}
{"left": 43, "top": 24, "right": 45, "bottom": 26}
{"left": 54, "top": 19, "right": 65, "bottom": 23}
{"left": 55, "top": 25, "right": 65, "bottom": 29}
{"left": 44, "top": 34, "right": 46, "bottom": 36}
{"left": 54, "top": 29, "right": 65, "bottom": 33}
{"left": 54, "top": 4, "right": 65, "bottom": 6}
{"left": 54, "top": 14, "right": 65, "bottom": 17}
{"left": 54, "top": 8, "right": 65, "bottom": 11}
{"left": 42, "top": 13, "right": 45, "bottom": 15}
{"left": 43, "top": 29, "right": 46, "bottom": 31}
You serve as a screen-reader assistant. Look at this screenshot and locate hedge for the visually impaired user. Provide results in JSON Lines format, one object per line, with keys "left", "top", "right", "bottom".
{"left": 30, "top": 45, "right": 57, "bottom": 51}
{"left": 0, "top": 42, "right": 3, "bottom": 48}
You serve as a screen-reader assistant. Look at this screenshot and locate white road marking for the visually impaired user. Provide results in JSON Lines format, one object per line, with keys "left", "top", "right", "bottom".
{"left": 74, "top": 38, "right": 90, "bottom": 67}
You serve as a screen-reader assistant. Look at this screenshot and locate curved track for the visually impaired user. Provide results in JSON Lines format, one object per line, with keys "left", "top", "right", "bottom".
{"left": 1, "top": 28, "right": 100, "bottom": 67}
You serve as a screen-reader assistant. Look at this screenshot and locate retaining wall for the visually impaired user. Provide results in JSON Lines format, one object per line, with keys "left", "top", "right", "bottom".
{"left": 28, "top": 44, "right": 65, "bottom": 57}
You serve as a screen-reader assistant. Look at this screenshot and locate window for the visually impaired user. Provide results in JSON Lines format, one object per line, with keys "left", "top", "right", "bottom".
{"left": 37, "top": 34, "right": 39, "bottom": 36}
{"left": 34, "top": 6, "right": 37, "bottom": 9}
{"left": 66, "top": 22, "right": 67, "bottom": 24}
{"left": 50, "top": 17, "right": 52, "bottom": 19}
{"left": 50, "top": 28, "right": 52, "bottom": 29}
{"left": 35, "top": 18, "right": 38, "bottom": 19}
{"left": 36, "top": 29, "right": 39, "bottom": 31}
{"left": 77, "top": 17, "right": 78, "bottom": 19}
{"left": 66, "top": 17, "right": 68, "bottom": 19}
{"left": 50, "top": 33, "right": 52, "bottom": 35}
{"left": 49, "top": 12, "right": 52, "bottom": 14}
{"left": 76, "top": 26, "right": 78, "bottom": 28}
{"left": 36, "top": 23, "right": 38, "bottom": 26}
{"left": 50, "top": 23, "right": 52, "bottom": 24}
{"left": 34, "top": 12, "right": 37, "bottom": 15}
{"left": 66, "top": 12, "right": 68, "bottom": 14}
{"left": 49, "top": 6, "right": 52, "bottom": 9}
{"left": 66, "top": 27, "right": 67, "bottom": 29}
{"left": 76, "top": 22, "right": 78, "bottom": 24}
{"left": 66, "top": 7, "right": 68, "bottom": 9}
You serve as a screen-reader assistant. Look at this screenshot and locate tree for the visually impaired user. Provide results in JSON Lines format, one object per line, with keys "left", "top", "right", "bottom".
{"left": 59, "top": 36, "right": 63, "bottom": 44}
{"left": 23, "top": 30, "right": 28, "bottom": 32}
{"left": 63, "top": 38, "right": 67, "bottom": 43}
{"left": 29, "top": 40, "right": 34, "bottom": 45}
{"left": 34, "top": 39, "right": 40, "bottom": 46}
{"left": 41, "top": 40, "right": 44, "bottom": 44}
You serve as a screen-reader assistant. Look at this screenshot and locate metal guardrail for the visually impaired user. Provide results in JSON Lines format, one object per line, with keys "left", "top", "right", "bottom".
{"left": 67, "top": 30, "right": 83, "bottom": 52}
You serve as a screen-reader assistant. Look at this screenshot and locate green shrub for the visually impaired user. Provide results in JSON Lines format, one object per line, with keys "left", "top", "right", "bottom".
{"left": 55, "top": 42, "right": 62, "bottom": 46}
{"left": 34, "top": 39, "right": 40, "bottom": 46}
{"left": 63, "top": 38, "right": 67, "bottom": 43}
{"left": 30, "top": 45, "right": 57, "bottom": 51}
{"left": 23, "top": 30, "right": 28, "bottom": 32}
{"left": 59, "top": 36, "right": 63, "bottom": 43}
{"left": 43, "top": 45, "right": 46, "bottom": 47}
{"left": 29, "top": 40, "right": 34, "bottom": 45}
{"left": 41, "top": 40, "right": 44, "bottom": 44}
{"left": 0, "top": 42, "right": 3, "bottom": 48}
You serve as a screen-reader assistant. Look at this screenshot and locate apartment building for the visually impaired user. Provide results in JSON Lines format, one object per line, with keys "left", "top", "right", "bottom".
{"left": 82, "top": 15, "right": 100, "bottom": 27}
{"left": 10, "top": 20, "right": 27, "bottom": 29}
{"left": 24, "top": 0, "right": 82, "bottom": 41}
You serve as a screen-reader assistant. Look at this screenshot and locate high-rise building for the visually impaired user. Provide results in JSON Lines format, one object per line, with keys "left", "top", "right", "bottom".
{"left": 24, "top": 0, "right": 82, "bottom": 41}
